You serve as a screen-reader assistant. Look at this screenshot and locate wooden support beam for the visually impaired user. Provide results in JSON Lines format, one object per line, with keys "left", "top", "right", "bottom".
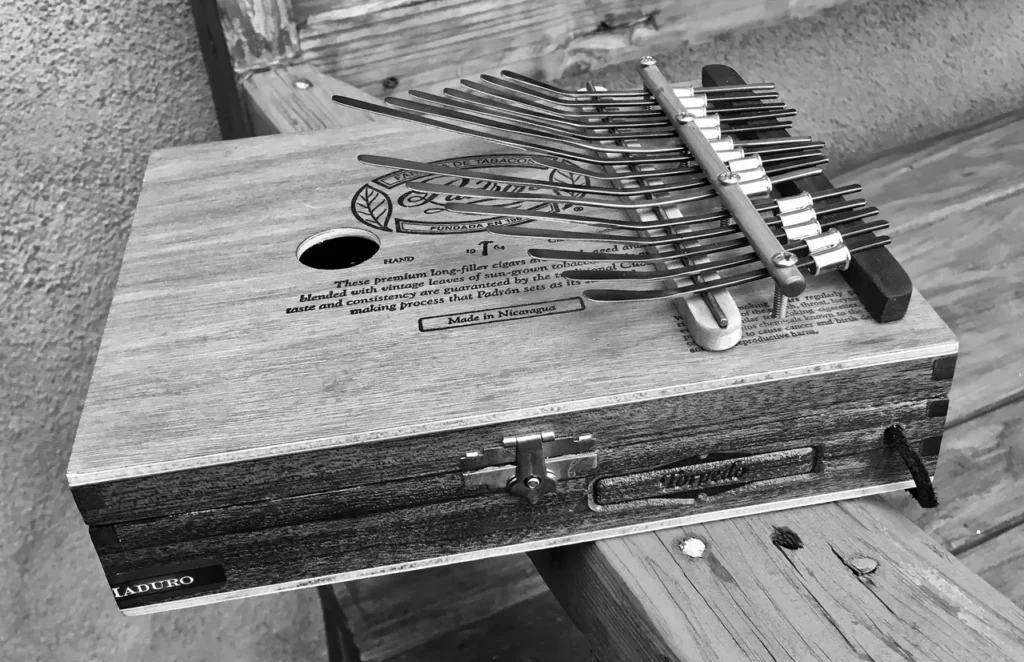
{"left": 531, "top": 498, "right": 1024, "bottom": 661}
{"left": 242, "top": 63, "right": 378, "bottom": 134}
{"left": 217, "top": 0, "right": 299, "bottom": 73}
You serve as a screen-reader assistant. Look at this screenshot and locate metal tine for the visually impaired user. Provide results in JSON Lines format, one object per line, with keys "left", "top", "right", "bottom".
{"left": 558, "top": 220, "right": 887, "bottom": 282}
{"left": 530, "top": 145, "right": 824, "bottom": 182}
{"left": 409, "top": 89, "right": 682, "bottom": 137}
{"left": 381, "top": 96, "right": 689, "bottom": 155}
{"left": 444, "top": 87, "right": 672, "bottom": 128}
{"left": 412, "top": 164, "right": 825, "bottom": 210}
{"left": 403, "top": 90, "right": 794, "bottom": 141}
{"left": 480, "top": 74, "right": 668, "bottom": 107}
{"left": 360, "top": 154, "right": 711, "bottom": 197}
{"left": 581, "top": 234, "right": 891, "bottom": 302}
{"left": 499, "top": 70, "right": 774, "bottom": 99}
{"left": 453, "top": 83, "right": 795, "bottom": 134}
{"left": 463, "top": 78, "right": 780, "bottom": 119}
{"left": 518, "top": 198, "right": 874, "bottom": 240}
{"left": 552, "top": 215, "right": 885, "bottom": 276}
{"left": 452, "top": 184, "right": 863, "bottom": 230}
{"left": 333, "top": 95, "right": 709, "bottom": 166}
{"left": 492, "top": 205, "right": 879, "bottom": 251}
{"left": 379, "top": 151, "right": 825, "bottom": 206}
{"left": 361, "top": 143, "right": 822, "bottom": 199}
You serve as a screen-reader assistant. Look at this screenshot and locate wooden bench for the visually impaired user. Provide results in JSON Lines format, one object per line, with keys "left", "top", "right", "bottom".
{"left": 185, "top": 3, "right": 1024, "bottom": 659}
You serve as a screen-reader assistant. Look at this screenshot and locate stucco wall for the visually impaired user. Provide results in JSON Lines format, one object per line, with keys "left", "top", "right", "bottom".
{"left": 0, "top": 1, "right": 325, "bottom": 661}
{"left": 1, "top": 0, "right": 1022, "bottom": 661}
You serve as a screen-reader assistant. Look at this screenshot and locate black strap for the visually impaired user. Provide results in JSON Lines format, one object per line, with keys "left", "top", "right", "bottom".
{"left": 884, "top": 424, "right": 938, "bottom": 508}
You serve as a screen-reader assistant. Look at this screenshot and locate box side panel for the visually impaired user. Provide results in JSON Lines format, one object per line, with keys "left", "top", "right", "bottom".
{"left": 90, "top": 353, "right": 955, "bottom": 611}
{"left": 73, "top": 353, "right": 952, "bottom": 526}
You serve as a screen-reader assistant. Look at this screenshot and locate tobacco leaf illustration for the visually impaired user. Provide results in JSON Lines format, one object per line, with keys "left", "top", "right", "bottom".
{"left": 351, "top": 184, "right": 393, "bottom": 231}
{"left": 548, "top": 164, "right": 591, "bottom": 198}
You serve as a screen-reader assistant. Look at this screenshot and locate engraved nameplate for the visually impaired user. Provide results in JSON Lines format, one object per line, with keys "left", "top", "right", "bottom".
{"left": 594, "top": 447, "right": 817, "bottom": 505}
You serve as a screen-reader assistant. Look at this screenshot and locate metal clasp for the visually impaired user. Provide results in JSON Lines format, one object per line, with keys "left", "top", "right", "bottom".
{"left": 459, "top": 430, "right": 597, "bottom": 505}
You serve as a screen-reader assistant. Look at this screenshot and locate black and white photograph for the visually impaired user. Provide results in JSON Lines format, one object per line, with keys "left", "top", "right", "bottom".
{"left": 3, "top": 0, "right": 1024, "bottom": 660}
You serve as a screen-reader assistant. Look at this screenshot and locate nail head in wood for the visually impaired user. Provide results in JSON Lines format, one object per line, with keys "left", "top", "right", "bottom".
{"left": 680, "top": 538, "right": 706, "bottom": 557}
{"left": 292, "top": 78, "right": 312, "bottom": 90}
{"left": 848, "top": 556, "right": 879, "bottom": 575}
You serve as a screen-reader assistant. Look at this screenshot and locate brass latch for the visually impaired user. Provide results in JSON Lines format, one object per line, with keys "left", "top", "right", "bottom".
{"left": 459, "top": 430, "right": 598, "bottom": 504}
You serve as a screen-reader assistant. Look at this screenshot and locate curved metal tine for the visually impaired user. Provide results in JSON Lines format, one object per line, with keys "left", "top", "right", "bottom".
{"left": 449, "top": 185, "right": 868, "bottom": 231}
{"left": 455, "top": 201, "right": 718, "bottom": 231}
{"left": 499, "top": 70, "right": 775, "bottom": 99}
{"left": 480, "top": 74, "right": 660, "bottom": 107}
{"left": 554, "top": 218, "right": 888, "bottom": 277}
{"left": 461, "top": 79, "right": 666, "bottom": 118}
{"left": 446, "top": 85, "right": 788, "bottom": 131}
{"left": 331, "top": 95, "right": 688, "bottom": 166}
{"left": 447, "top": 87, "right": 672, "bottom": 128}
{"left": 383, "top": 96, "right": 688, "bottom": 155}
{"left": 516, "top": 202, "right": 878, "bottom": 248}
{"left": 456, "top": 181, "right": 851, "bottom": 233}
{"left": 408, "top": 181, "right": 716, "bottom": 210}
{"left": 530, "top": 156, "right": 702, "bottom": 181}
{"left": 582, "top": 235, "right": 892, "bottom": 302}
{"left": 408, "top": 90, "right": 681, "bottom": 139}
{"left": 759, "top": 147, "right": 826, "bottom": 166}
{"left": 468, "top": 78, "right": 787, "bottom": 120}
{"left": 361, "top": 154, "right": 710, "bottom": 198}
{"left": 720, "top": 119, "right": 794, "bottom": 134}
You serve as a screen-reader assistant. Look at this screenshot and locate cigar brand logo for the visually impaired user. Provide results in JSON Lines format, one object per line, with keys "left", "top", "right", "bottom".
{"left": 350, "top": 154, "right": 589, "bottom": 234}
{"left": 660, "top": 462, "right": 747, "bottom": 491}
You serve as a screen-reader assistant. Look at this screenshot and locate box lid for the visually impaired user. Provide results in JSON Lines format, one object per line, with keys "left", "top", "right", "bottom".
{"left": 67, "top": 121, "right": 957, "bottom": 522}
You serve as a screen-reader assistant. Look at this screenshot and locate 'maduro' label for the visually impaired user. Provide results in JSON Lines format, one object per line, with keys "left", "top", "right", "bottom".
{"left": 110, "top": 563, "right": 225, "bottom": 607}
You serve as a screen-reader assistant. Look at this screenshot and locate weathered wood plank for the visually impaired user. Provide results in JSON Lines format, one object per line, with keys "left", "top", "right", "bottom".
{"left": 189, "top": 0, "right": 253, "bottom": 139}
{"left": 961, "top": 521, "right": 1024, "bottom": 609}
{"left": 532, "top": 498, "right": 1024, "bottom": 661}
{"left": 242, "top": 63, "right": 378, "bottom": 134}
{"left": 332, "top": 555, "right": 547, "bottom": 661}
{"left": 838, "top": 111, "right": 1024, "bottom": 427}
{"left": 290, "top": 0, "right": 862, "bottom": 97}
{"left": 217, "top": 0, "right": 299, "bottom": 72}
{"left": 885, "top": 397, "right": 1024, "bottom": 555}
{"left": 383, "top": 589, "right": 590, "bottom": 662}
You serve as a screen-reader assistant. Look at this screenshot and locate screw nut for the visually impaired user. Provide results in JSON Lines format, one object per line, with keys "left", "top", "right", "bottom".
{"left": 524, "top": 476, "right": 542, "bottom": 489}
{"left": 639, "top": 55, "right": 657, "bottom": 67}
{"left": 772, "top": 251, "right": 799, "bottom": 267}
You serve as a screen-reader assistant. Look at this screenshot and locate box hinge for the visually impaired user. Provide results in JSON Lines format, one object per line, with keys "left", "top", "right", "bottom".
{"left": 459, "top": 430, "right": 597, "bottom": 504}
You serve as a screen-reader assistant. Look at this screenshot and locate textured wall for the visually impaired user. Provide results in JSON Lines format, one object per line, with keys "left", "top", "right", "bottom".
{"left": 1, "top": 0, "right": 1023, "bottom": 661}
{"left": 0, "top": 1, "right": 325, "bottom": 661}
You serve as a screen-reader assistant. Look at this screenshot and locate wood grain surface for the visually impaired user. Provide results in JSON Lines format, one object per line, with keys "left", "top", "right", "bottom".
{"left": 67, "top": 119, "right": 954, "bottom": 488}
{"left": 217, "top": 0, "right": 298, "bottom": 72}
{"left": 533, "top": 497, "right": 1024, "bottom": 661}
{"left": 287, "top": 0, "right": 859, "bottom": 97}
{"left": 243, "top": 63, "right": 379, "bottom": 134}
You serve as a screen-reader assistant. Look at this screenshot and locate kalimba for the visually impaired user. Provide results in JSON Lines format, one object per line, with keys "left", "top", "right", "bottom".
{"left": 68, "top": 61, "right": 957, "bottom": 613}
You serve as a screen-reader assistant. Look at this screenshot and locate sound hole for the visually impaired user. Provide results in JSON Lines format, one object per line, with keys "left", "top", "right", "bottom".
{"left": 297, "top": 229, "right": 380, "bottom": 270}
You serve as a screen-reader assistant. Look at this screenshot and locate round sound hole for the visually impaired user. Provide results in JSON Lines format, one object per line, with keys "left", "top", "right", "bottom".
{"left": 297, "top": 229, "right": 380, "bottom": 270}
